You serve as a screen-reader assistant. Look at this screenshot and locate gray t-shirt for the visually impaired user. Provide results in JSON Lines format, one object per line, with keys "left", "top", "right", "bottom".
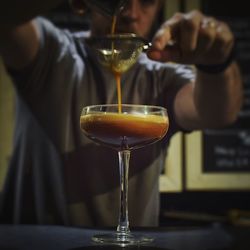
{"left": 0, "top": 18, "right": 194, "bottom": 226}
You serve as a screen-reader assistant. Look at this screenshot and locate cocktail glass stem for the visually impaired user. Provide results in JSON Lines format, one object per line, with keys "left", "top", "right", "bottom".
{"left": 117, "top": 150, "right": 131, "bottom": 236}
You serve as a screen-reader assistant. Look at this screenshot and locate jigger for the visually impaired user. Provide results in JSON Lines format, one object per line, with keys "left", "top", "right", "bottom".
{"left": 86, "top": 33, "right": 152, "bottom": 73}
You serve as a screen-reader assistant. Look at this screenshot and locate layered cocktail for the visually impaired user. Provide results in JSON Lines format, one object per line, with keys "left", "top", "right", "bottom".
{"left": 80, "top": 104, "right": 168, "bottom": 246}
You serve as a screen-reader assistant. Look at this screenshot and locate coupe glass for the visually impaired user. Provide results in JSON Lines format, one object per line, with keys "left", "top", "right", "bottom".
{"left": 80, "top": 104, "right": 169, "bottom": 246}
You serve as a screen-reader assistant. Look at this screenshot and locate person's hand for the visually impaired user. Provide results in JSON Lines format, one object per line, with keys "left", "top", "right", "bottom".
{"left": 147, "top": 10, "right": 234, "bottom": 65}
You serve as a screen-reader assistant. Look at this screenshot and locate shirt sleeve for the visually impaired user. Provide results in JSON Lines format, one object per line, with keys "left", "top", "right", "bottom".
{"left": 7, "top": 17, "right": 77, "bottom": 98}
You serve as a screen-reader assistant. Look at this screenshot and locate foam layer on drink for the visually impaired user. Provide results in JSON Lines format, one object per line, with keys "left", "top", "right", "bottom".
{"left": 80, "top": 112, "right": 169, "bottom": 150}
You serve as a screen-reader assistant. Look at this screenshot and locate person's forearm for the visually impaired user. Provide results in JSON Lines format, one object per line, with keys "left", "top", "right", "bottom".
{"left": 0, "top": 0, "right": 64, "bottom": 32}
{"left": 0, "top": 0, "right": 65, "bottom": 69}
{"left": 194, "top": 62, "right": 243, "bottom": 128}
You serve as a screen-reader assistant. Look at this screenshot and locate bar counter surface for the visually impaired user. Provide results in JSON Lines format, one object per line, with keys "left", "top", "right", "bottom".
{"left": 0, "top": 224, "right": 249, "bottom": 250}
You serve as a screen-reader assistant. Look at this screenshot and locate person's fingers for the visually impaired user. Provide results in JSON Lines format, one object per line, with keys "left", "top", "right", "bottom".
{"left": 149, "top": 11, "right": 235, "bottom": 65}
{"left": 179, "top": 10, "right": 202, "bottom": 55}
{"left": 207, "top": 22, "right": 234, "bottom": 63}
{"left": 194, "top": 17, "right": 218, "bottom": 60}
{"left": 196, "top": 20, "right": 234, "bottom": 65}
{"left": 147, "top": 46, "right": 181, "bottom": 62}
{"left": 151, "top": 12, "right": 183, "bottom": 50}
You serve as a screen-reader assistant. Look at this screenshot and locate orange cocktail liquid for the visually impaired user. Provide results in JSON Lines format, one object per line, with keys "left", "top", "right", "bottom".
{"left": 80, "top": 113, "right": 169, "bottom": 150}
{"left": 111, "top": 15, "right": 122, "bottom": 113}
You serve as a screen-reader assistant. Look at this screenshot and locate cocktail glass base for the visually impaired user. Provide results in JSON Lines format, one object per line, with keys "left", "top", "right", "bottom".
{"left": 92, "top": 232, "right": 154, "bottom": 246}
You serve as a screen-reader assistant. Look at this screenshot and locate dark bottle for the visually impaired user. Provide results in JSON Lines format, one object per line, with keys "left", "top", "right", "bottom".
{"left": 69, "top": 0, "right": 128, "bottom": 16}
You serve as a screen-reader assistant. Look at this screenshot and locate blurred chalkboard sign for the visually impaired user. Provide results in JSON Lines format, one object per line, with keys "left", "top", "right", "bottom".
{"left": 201, "top": 0, "right": 250, "bottom": 173}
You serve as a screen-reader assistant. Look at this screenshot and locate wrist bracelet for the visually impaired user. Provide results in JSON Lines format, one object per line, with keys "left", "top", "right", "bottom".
{"left": 195, "top": 45, "right": 236, "bottom": 74}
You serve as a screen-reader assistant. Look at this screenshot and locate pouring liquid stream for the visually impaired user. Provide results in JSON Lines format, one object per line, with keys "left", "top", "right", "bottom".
{"left": 111, "top": 15, "right": 122, "bottom": 113}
